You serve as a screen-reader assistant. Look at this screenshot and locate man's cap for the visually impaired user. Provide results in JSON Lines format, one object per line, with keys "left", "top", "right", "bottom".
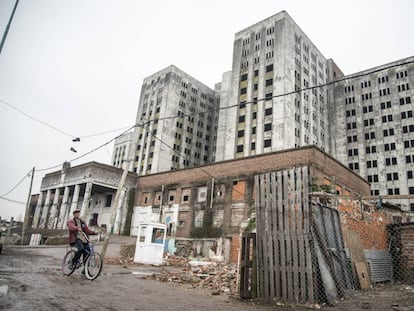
{"left": 73, "top": 209, "right": 81, "bottom": 214}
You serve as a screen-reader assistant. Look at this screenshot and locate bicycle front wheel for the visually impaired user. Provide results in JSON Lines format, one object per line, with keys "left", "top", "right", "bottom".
{"left": 62, "top": 250, "right": 76, "bottom": 276}
{"left": 85, "top": 252, "right": 103, "bottom": 280}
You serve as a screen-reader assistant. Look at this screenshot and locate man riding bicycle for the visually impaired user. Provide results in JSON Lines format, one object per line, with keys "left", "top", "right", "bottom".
{"left": 67, "top": 209, "right": 96, "bottom": 271}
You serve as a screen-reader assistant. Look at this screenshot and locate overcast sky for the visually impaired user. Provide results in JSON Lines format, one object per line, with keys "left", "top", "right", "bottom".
{"left": 0, "top": 0, "right": 413, "bottom": 221}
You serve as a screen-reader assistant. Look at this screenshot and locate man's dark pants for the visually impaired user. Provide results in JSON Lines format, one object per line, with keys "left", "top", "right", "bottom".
{"left": 72, "top": 238, "right": 91, "bottom": 265}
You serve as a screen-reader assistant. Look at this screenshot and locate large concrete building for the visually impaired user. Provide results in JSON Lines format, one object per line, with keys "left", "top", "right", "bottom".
{"left": 123, "top": 65, "right": 219, "bottom": 175}
{"left": 111, "top": 11, "right": 413, "bottom": 212}
{"left": 215, "top": 11, "right": 340, "bottom": 161}
{"left": 111, "top": 131, "right": 133, "bottom": 169}
{"left": 332, "top": 57, "right": 414, "bottom": 211}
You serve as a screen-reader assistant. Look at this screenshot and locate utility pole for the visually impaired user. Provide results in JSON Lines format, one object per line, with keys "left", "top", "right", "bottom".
{"left": 21, "top": 167, "right": 35, "bottom": 245}
{"left": 100, "top": 165, "right": 130, "bottom": 261}
{"left": 0, "top": 0, "right": 20, "bottom": 55}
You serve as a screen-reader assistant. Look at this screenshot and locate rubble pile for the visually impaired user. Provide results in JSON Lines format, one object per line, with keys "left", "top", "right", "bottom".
{"left": 145, "top": 261, "right": 238, "bottom": 296}
{"left": 163, "top": 254, "right": 190, "bottom": 267}
{"left": 104, "top": 256, "right": 135, "bottom": 265}
{"left": 104, "top": 252, "right": 238, "bottom": 296}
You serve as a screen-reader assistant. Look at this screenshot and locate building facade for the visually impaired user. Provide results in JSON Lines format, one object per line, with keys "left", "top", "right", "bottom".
{"left": 332, "top": 57, "right": 414, "bottom": 211}
{"left": 215, "top": 11, "right": 338, "bottom": 161}
{"left": 112, "top": 131, "right": 133, "bottom": 169}
{"left": 110, "top": 11, "right": 414, "bottom": 213}
{"left": 131, "top": 146, "right": 370, "bottom": 262}
{"left": 32, "top": 162, "right": 137, "bottom": 234}
{"left": 127, "top": 65, "right": 219, "bottom": 175}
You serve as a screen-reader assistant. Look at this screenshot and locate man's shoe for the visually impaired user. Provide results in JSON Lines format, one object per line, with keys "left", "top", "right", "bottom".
{"left": 81, "top": 269, "right": 85, "bottom": 275}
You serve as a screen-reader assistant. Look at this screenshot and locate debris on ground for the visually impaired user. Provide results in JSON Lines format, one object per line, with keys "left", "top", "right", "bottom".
{"left": 104, "top": 252, "right": 238, "bottom": 296}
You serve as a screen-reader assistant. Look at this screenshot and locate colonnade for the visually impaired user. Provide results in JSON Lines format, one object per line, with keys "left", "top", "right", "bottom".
{"left": 32, "top": 183, "right": 92, "bottom": 229}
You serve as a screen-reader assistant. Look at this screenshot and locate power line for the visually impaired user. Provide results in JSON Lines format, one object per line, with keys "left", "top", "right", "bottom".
{"left": 150, "top": 132, "right": 247, "bottom": 197}
{"left": 36, "top": 124, "right": 138, "bottom": 172}
{"left": 79, "top": 126, "right": 132, "bottom": 139}
{"left": 1, "top": 169, "right": 31, "bottom": 197}
{"left": 135, "top": 59, "right": 414, "bottom": 132}
{"left": 0, "top": 98, "right": 75, "bottom": 138}
{"left": 0, "top": 195, "right": 25, "bottom": 205}
{"left": 36, "top": 59, "right": 414, "bottom": 173}
{"left": 1, "top": 97, "right": 134, "bottom": 140}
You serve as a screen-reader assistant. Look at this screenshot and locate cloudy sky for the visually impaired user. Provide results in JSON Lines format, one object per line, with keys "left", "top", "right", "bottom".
{"left": 0, "top": 0, "right": 413, "bottom": 221}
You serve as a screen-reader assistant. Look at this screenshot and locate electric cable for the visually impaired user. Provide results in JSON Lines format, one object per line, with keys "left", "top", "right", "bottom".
{"left": 0, "top": 195, "right": 26, "bottom": 205}
{"left": 35, "top": 59, "right": 414, "bottom": 173}
{"left": 79, "top": 126, "right": 132, "bottom": 139}
{"left": 0, "top": 98, "right": 76, "bottom": 138}
{"left": 1, "top": 169, "right": 31, "bottom": 197}
{"left": 35, "top": 124, "right": 138, "bottom": 172}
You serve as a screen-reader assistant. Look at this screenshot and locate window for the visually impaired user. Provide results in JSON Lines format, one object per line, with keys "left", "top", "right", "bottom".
{"left": 238, "top": 130, "right": 245, "bottom": 137}
{"left": 348, "top": 148, "right": 359, "bottom": 156}
{"left": 266, "top": 64, "right": 273, "bottom": 72}
{"left": 384, "top": 143, "right": 396, "bottom": 151}
{"left": 265, "top": 92, "right": 273, "bottom": 100}
{"left": 348, "top": 163, "right": 359, "bottom": 170}
{"left": 404, "top": 140, "right": 414, "bottom": 148}
{"left": 386, "top": 157, "right": 398, "bottom": 166}
{"left": 237, "top": 145, "right": 243, "bottom": 153}
{"left": 265, "top": 79, "right": 273, "bottom": 86}
{"left": 368, "top": 175, "right": 379, "bottom": 183}
{"left": 240, "top": 88, "right": 247, "bottom": 95}
{"left": 240, "top": 74, "right": 248, "bottom": 81}
{"left": 265, "top": 108, "right": 273, "bottom": 116}
{"left": 264, "top": 123, "right": 272, "bottom": 131}
{"left": 383, "top": 128, "right": 395, "bottom": 136}
{"left": 366, "top": 146, "right": 376, "bottom": 154}
{"left": 105, "top": 194, "right": 113, "bottom": 207}
{"left": 264, "top": 139, "right": 271, "bottom": 147}
{"left": 239, "top": 115, "right": 245, "bottom": 123}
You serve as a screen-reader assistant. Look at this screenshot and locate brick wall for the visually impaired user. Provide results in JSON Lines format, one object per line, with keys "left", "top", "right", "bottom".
{"left": 132, "top": 146, "right": 371, "bottom": 261}
{"left": 230, "top": 235, "right": 240, "bottom": 263}
{"left": 338, "top": 199, "right": 392, "bottom": 250}
{"left": 135, "top": 146, "right": 370, "bottom": 196}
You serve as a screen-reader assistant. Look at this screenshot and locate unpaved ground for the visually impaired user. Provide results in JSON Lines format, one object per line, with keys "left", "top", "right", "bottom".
{"left": 0, "top": 245, "right": 274, "bottom": 311}
{"left": 0, "top": 242, "right": 413, "bottom": 311}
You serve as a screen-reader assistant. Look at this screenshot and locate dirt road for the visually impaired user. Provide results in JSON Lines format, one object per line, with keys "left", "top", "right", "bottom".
{"left": 1, "top": 242, "right": 414, "bottom": 311}
{"left": 0, "top": 245, "right": 275, "bottom": 311}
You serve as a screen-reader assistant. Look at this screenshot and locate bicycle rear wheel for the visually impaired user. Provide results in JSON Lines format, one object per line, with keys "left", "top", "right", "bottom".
{"left": 85, "top": 252, "right": 103, "bottom": 280}
{"left": 62, "top": 250, "right": 76, "bottom": 275}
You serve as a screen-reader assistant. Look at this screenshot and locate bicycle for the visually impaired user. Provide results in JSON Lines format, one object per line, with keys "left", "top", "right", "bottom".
{"left": 62, "top": 233, "right": 103, "bottom": 281}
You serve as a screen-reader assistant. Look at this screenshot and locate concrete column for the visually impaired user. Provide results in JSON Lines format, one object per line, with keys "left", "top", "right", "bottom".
{"left": 69, "top": 184, "right": 81, "bottom": 217}
{"left": 39, "top": 189, "right": 52, "bottom": 229}
{"left": 57, "top": 186, "right": 70, "bottom": 229}
{"left": 80, "top": 182, "right": 93, "bottom": 218}
{"left": 32, "top": 191, "right": 44, "bottom": 228}
{"left": 47, "top": 188, "right": 60, "bottom": 229}
{"left": 114, "top": 189, "right": 126, "bottom": 235}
